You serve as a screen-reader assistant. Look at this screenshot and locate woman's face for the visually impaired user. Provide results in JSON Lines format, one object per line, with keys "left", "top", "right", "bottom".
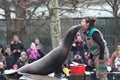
{"left": 117, "top": 45, "right": 120, "bottom": 51}
{"left": 35, "top": 39, "right": 40, "bottom": 45}
{"left": 81, "top": 19, "right": 89, "bottom": 29}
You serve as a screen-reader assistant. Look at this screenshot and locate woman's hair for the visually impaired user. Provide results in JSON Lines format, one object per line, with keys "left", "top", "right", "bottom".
{"left": 5, "top": 45, "right": 11, "bottom": 49}
{"left": 0, "top": 44, "right": 4, "bottom": 53}
{"left": 112, "top": 43, "right": 120, "bottom": 57}
{"left": 83, "top": 17, "right": 97, "bottom": 27}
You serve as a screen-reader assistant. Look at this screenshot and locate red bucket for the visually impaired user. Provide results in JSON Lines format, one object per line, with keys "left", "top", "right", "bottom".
{"left": 70, "top": 64, "right": 86, "bottom": 75}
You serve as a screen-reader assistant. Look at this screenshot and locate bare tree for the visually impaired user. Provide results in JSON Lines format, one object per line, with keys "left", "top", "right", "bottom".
{"left": 68, "top": 0, "right": 120, "bottom": 47}
{"left": 105, "top": 0, "right": 120, "bottom": 46}
{"left": 1, "top": 0, "right": 119, "bottom": 49}
{"left": 0, "top": 0, "right": 104, "bottom": 47}
{"left": 0, "top": 0, "right": 48, "bottom": 44}
{"left": 0, "top": 0, "right": 28, "bottom": 43}
{"left": 47, "top": 0, "right": 62, "bottom": 49}
{"left": 97, "top": 0, "right": 120, "bottom": 46}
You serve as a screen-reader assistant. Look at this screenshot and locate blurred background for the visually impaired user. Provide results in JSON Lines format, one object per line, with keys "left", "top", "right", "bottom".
{"left": 0, "top": 0, "right": 119, "bottom": 55}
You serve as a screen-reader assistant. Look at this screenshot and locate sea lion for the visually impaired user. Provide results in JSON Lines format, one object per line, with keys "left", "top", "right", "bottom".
{"left": 18, "top": 25, "right": 81, "bottom": 75}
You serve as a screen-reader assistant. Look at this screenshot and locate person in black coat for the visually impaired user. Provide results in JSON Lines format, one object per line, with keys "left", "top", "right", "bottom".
{"left": 10, "top": 34, "right": 25, "bottom": 62}
{"left": 71, "top": 35, "right": 87, "bottom": 64}
{"left": 3, "top": 45, "right": 15, "bottom": 70}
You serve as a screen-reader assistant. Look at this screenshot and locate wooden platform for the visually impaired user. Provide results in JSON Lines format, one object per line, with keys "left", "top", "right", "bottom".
{"left": 19, "top": 74, "right": 60, "bottom": 80}
{"left": 69, "top": 74, "right": 84, "bottom": 80}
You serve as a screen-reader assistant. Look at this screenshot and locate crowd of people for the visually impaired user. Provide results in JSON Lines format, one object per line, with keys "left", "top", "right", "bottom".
{"left": 0, "top": 34, "right": 45, "bottom": 75}
{"left": 0, "top": 17, "right": 120, "bottom": 80}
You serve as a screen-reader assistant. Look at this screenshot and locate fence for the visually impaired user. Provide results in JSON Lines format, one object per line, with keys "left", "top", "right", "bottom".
{"left": 0, "top": 17, "right": 120, "bottom": 54}
{"left": 61, "top": 17, "right": 120, "bottom": 55}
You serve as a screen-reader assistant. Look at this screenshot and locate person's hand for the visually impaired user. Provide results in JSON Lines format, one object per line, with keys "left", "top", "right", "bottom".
{"left": 0, "top": 65, "right": 3, "bottom": 69}
{"left": 98, "top": 59, "right": 104, "bottom": 64}
{"left": 17, "top": 49, "right": 21, "bottom": 53}
{"left": 72, "top": 43, "right": 76, "bottom": 47}
{"left": 88, "top": 59, "right": 93, "bottom": 66}
{"left": 13, "top": 50, "right": 17, "bottom": 53}
{"left": 25, "top": 62, "right": 29, "bottom": 65}
{"left": 36, "top": 46, "right": 40, "bottom": 50}
{"left": 0, "top": 62, "right": 4, "bottom": 69}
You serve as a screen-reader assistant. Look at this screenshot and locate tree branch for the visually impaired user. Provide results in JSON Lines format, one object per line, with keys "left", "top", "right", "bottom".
{"left": 46, "top": 0, "right": 51, "bottom": 7}
{"left": 105, "top": 0, "right": 113, "bottom": 8}
{"left": 10, "top": 10, "right": 15, "bottom": 13}
{"left": 0, "top": 13, "right": 5, "bottom": 17}
{"left": 98, "top": 4, "right": 113, "bottom": 13}
{"left": 0, "top": 4, "right": 5, "bottom": 10}
{"left": 116, "top": 0, "right": 120, "bottom": 5}
{"left": 86, "top": 7, "right": 113, "bottom": 14}
{"left": 27, "top": 6, "right": 39, "bottom": 19}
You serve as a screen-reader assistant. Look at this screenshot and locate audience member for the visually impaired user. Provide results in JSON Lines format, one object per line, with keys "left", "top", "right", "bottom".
{"left": 71, "top": 35, "right": 87, "bottom": 64}
{"left": 0, "top": 45, "right": 4, "bottom": 54}
{"left": 111, "top": 43, "right": 120, "bottom": 68}
{"left": 114, "top": 52, "right": 120, "bottom": 71}
{"left": 74, "top": 31, "right": 84, "bottom": 42}
{"left": 0, "top": 45, "right": 6, "bottom": 74}
{"left": 111, "top": 43, "right": 120, "bottom": 71}
{"left": 28, "top": 42, "right": 40, "bottom": 63}
{"left": 34, "top": 38, "right": 45, "bottom": 58}
{"left": 73, "top": 54, "right": 84, "bottom": 63}
{"left": 15, "top": 51, "right": 29, "bottom": 68}
{"left": 10, "top": 34, "right": 25, "bottom": 62}
{"left": 3, "top": 45, "right": 15, "bottom": 70}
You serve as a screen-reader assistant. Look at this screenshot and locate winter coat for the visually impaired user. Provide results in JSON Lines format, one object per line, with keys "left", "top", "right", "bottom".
{"left": 28, "top": 48, "right": 40, "bottom": 60}
{"left": 16, "top": 57, "right": 29, "bottom": 68}
{"left": 3, "top": 53, "right": 15, "bottom": 69}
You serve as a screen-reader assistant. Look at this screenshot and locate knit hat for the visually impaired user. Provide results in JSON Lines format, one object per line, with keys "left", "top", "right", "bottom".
{"left": 21, "top": 51, "right": 26, "bottom": 56}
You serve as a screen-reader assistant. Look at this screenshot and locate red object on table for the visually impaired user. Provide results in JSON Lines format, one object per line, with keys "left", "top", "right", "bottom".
{"left": 70, "top": 64, "right": 86, "bottom": 75}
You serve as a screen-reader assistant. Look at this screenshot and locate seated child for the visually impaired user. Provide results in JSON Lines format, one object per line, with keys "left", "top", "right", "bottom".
{"left": 15, "top": 51, "right": 29, "bottom": 69}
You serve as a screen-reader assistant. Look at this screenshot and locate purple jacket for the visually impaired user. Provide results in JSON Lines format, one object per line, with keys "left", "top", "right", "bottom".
{"left": 28, "top": 49, "right": 39, "bottom": 59}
